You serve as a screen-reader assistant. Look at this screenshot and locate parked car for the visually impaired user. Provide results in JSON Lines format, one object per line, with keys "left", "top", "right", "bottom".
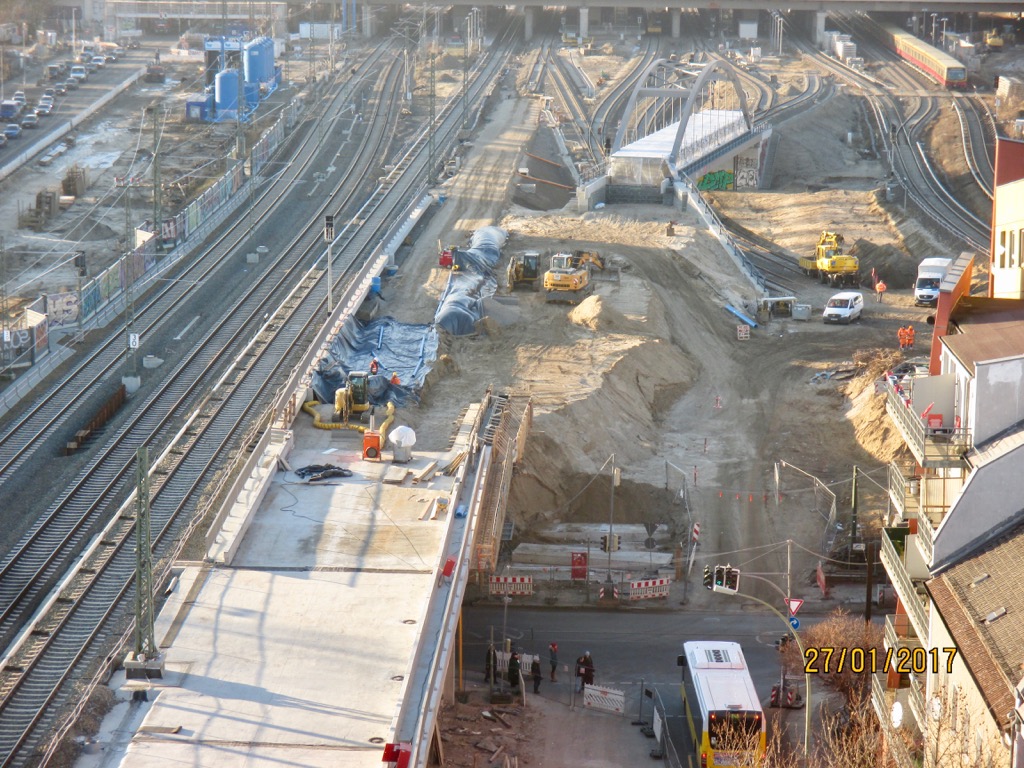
{"left": 823, "top": 291, "right": 864, "bottom": 324}
{"left": 33, "top": 103, "right": 51, "bottom": 117}
{"left": 4, "top": 123, "right": 23, "bottom": 139}
{"left": 21, "top": 113, "right": 39, "bottom": 129}
{"left": 54, "top": 82, "right": 68, "bottom": 95}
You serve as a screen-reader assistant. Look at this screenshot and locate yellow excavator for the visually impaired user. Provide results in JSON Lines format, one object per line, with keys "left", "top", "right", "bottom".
{"left": 334, "top": 371, "right": 372, "bottom": 425}
{"left": 543, "top": 250, "right": 605, "bottom": 303}
{"left": 507, "top": 251, "right": 543, "bottom": 292}
{"left": 797, "top": 231, "right": 860, "bottom": 287}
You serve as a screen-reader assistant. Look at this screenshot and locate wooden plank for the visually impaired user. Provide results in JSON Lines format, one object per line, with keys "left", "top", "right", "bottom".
{"left": 413, "top": 460, "right": 438, "bottom": 483}
{"left": 383, "top": 466, "right": 410, "bottom": 485}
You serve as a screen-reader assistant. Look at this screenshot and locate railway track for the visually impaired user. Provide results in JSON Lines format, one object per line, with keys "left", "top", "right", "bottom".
{"left": 0, "top": 21, "right": 519, "bottom": 762}
{"left": 0, "top": 52, "right": 408, "bottom": 764}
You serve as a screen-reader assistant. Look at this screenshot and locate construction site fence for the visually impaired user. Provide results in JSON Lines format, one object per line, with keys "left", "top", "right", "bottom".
{"left": 0, "top": 93, "right": 305, "bottom": 417}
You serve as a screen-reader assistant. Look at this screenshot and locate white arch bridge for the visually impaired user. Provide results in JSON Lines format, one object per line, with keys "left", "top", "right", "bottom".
{"left": 606, "top": 57, "right": 771, "bottom": 191}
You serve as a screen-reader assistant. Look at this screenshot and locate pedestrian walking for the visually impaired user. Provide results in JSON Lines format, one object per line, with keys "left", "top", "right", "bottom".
{"left": 906, "top": 325, "right": 915, "bottom": 350}
{"left": 508, "top": 651, "right": 521, "bottom": 692}
{"left": 576, "top": 651, "right": 595, "bottom": 693}
{"left": 531, "top": 656, "right": 543, "bottom": 694}
{"left": 875, "top": 279, "right": 887, "bottom": 303}
{"left": 548, "top": 642, "right": 558, "bottom": 682}
{"left": 898, "top": 326, "right": 907, "bottom": 350}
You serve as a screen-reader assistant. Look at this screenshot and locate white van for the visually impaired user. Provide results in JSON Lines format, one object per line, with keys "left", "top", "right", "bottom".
{"left": 70, "top": 65, "right": 88, "bottom": 82}
{"left": 823, "top": 292, "right": 864, "bottom": 324}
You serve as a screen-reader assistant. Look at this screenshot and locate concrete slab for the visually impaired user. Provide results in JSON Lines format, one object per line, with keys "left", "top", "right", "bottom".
{"left": 105, "top": 419, "right": 458, "bottom": 768}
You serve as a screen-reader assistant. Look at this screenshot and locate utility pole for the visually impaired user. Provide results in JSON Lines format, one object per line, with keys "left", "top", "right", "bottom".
{"left": 116, "top": 172, "right": 141, "bottom": 389}
{"left": 133, "top": 446, "right": 157, "bottom": 661}
{"left": 850, "top": 464, "right": 858, "bottom": 566}
{"left": 149, "top": 105, "right": 163, "bottom": 254}
{"left": 324, "top": 214, "right": 334, "bottom": 313}
{"left": 0, "top": 237, "right": 9, "bottom": 380}
{"left": 606, "top": 454, "right": 618, "bottom": 582}
{"left": 462, "top": 21, "right": 469, "bottom": 130}
{"left": 428, "top": 43, "right": 435, "bottom": 183}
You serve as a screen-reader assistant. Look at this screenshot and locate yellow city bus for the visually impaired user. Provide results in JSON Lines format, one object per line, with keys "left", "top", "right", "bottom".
{"left": 678, "top": 640, "right": 766, "bottom": 768}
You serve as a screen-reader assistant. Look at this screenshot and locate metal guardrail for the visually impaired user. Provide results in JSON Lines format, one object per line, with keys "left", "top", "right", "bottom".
{"left": 887, "top": 461, "right": 918, "bottom": 521}
{"left": 884, "top": 614, "right": 922, "bottom": 652}
{"left": 879, "top": 528, "right": 928, "bottom": 639}
{"left": 870, "top": 673, "right": 919, "bottom": 768}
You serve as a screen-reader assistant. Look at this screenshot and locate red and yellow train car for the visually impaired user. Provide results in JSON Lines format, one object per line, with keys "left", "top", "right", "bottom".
{"left": 870, "top": 20, "right": 967, "bottom": 89}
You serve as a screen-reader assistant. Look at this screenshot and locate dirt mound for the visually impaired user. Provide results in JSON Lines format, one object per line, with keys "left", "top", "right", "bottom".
{"left": 508, "top": 337, "right": 695, "bottom": 529}
{"left": 843, "top": 348, "right": 910, "bottom": 463}
{"left": 567, "top": 294, "right": 632, "bottom": 332}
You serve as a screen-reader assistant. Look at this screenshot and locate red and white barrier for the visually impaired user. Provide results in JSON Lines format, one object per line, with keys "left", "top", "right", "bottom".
{"left": 489, "top": 575, "right": 534, "bottom": 596}
{"left": 628, "top": 577, "right": 671, "bottom": 600}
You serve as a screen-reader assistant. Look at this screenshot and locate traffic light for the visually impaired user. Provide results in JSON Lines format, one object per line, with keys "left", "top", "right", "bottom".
{"left": 721, "top": 566, "right": 740, "bottom": 594}
{"left": 608, "top": 534, "right": 620, "bottom": 552}
{"left": 703, "top": 565, "right": 713, "bottom": 590}
{"left": 713, "top": 565, "right": 725, "bottom": 589}
{"left": 600, "top": 534, "right": 609, "bottom": 552}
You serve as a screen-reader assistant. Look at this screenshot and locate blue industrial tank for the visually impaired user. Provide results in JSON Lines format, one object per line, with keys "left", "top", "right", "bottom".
{"left": 243, "top": 38, "right": 262, "bottom": 83}
{"left": 260, "top": 37, "right": 275, "bottom": 81}
{"left": 215, "top": 68, "right": 241, "bottom": 113}
{"left": 244, "top": 81, "right": 259, "bottom": 109}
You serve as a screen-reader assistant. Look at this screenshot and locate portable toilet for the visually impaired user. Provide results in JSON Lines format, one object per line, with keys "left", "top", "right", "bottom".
{"left": 243, "top": 38, "right": 262, "bottom": 83}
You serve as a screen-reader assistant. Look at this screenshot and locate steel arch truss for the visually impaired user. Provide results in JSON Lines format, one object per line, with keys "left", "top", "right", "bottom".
{"left": 612, "top": 57, "right": 753, "bottom": 174}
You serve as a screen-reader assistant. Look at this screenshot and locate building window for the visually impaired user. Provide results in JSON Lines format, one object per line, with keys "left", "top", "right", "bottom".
{"left": 1000, "top": 230, "right": 1008, "bottom": 268}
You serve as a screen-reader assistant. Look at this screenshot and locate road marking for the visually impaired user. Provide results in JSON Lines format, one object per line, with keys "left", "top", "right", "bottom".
{"left": 173, "top": 315, "right": 201, "bottom": 340}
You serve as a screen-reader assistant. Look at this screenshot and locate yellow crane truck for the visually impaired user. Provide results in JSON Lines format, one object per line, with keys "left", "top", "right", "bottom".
{"left": 798, "top": 231, "right": 860, "bottom": 288}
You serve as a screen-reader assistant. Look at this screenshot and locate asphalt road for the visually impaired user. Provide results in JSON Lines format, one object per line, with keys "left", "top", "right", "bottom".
{"left": 464, "top": 605, "right": 796, "bottom": 763}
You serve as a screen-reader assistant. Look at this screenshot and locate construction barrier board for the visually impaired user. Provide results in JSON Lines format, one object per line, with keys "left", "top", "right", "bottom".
{"left": 489, "top": 575, "right": 534, "bottom": 596}
{"left": 627, "top": 577, "right": 671, "bottom": 600}
{"left": 582, "top": 684, "right": 625, "bottom": 714}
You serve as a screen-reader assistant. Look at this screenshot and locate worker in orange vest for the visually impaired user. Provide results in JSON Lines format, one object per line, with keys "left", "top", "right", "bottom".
{"left": 906, "top": 325, "right": 915, "bottom": 350}
{"left": 875, "top": 279, "right": 887, "bottom": 303}
{"left": 897, "top": 326, "right": 907, "bottom": 350}
{"left": 390, "top": 371, "right": 400, "bottom": 386}
{"left": 369, "top": 358, "right": 380, "bottom": 375}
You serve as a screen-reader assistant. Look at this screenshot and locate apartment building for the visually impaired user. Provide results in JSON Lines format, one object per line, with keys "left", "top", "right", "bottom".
{"left": 874, "top": 137, "right": 1024, "bottom": 767}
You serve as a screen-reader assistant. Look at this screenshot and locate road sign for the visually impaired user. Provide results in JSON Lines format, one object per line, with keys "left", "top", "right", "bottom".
{"left": 786, "top": 598, "right": 804, "bottom": 616}
{"left": 789, "top": 616, "right": 800, "bottom": 630}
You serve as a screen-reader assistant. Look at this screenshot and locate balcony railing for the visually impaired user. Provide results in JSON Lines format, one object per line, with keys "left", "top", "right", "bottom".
{"left": 884, "top": 382, "right": 971, "bottom": 468}
{"left": 888, "top": 461, "right": 920, "bottom": 522}
{"left": 884, "top": 614, "right": 923, "bottom": 652}
{"left": 879, "top": 528, "right": 929, "bottom": 639}
{"left": 916, "top": 514, "right": 934, "bottom": 563}
{"left": 908, "top": 678, "right": 926, "bottom": 730}
{"left": 871, "top": 673, "right": 919, "bottom": 768}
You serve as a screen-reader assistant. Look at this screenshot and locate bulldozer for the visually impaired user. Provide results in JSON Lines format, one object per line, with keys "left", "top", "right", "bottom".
{"left": 333, "top": 371, "right": 372, "bottom": 425}
{"left": 507, "top": 251, "right": 542, "bottom": 292}
{"left": 543, "top": 250, "right": 606, "bottom": 303}
{"left": 798, "top": 231, "right": 860, "bottom": 288}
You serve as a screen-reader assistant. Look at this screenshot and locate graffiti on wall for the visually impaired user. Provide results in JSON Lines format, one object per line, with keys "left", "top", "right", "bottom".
{"left": 697, "top": 169, "right": 734, "bottom": 191}
{"left": 46, "top": 292, "right": 80, "bottom": 327}
{"left": 735, "top": 153, "right": 759, "bottom": 189}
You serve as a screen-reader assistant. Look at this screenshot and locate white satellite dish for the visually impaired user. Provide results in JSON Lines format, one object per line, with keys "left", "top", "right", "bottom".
{"left": 891, "top": 701, "right": 904, "bottom": 728}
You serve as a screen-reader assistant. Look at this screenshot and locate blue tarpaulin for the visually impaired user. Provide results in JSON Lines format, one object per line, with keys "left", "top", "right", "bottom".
{"left": 311, "top": 316, "right": 438, "bottom": 407}
{"left": 434, "top": 226, "right": 507, "bottom": 335}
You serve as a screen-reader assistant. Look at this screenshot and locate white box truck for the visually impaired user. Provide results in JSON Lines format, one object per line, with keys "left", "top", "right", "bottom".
{"left": 914, "top": 257, "right": 953, "bottom": 306}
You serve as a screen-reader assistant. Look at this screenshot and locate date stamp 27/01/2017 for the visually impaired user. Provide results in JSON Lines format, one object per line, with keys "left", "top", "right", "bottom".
{"left": 803, "top": 646, "right": 957, "bottom": 675}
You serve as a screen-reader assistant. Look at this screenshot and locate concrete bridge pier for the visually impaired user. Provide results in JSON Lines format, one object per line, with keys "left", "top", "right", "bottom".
{"left": 672, "top": 9, "right": 681, "bottom": 38}
{"left": 813, "top": 11, "right": 827, "bottom": 49}
{"left": 525, "top": 7, "right": 533, "bottom": 41}
{"left": 579, "top": 7, "right": 589, "bottom": 39}
{"left": 363, "top": 5, "right": 375, "bottom": 38}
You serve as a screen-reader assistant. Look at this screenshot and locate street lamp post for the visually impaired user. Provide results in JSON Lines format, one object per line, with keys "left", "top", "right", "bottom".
{"left": 931, "top": 13, "right": 938, "bottom": 45}
{"left": 940, "top": 18, "right": 949, "bottom": 49}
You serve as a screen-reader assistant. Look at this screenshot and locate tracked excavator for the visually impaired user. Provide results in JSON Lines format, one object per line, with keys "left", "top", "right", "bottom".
{"left": 543, "top": 250, "right": 606, "bottom": 303}
{"left": 507, "top": 251, "right": 542, "bottom": 292}
{"left": 334, "top": 371, "right": 372, "bottom": 425}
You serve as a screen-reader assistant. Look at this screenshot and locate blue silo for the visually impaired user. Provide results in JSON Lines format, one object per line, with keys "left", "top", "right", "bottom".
{"left": 215, "top": 68, "right": 241, "bottom": 114}
{"left": 260, "top": 37, "right": 274, "bottom": 81}
{"left": 244, "top": 81, "right": 259, "bottom": 109}
{"left": 243, "top": 38, "right": 261, "bottom": 83}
